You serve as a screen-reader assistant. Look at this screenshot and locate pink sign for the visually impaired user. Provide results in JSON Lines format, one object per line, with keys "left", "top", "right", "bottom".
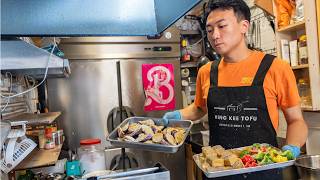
{"left": 142, "top": 64, "right": 175, "bottom": 111}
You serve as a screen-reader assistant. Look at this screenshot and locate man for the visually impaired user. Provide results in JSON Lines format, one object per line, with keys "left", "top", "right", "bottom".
{"left": 163, "top": 0, "right": 308, "bottom": 179}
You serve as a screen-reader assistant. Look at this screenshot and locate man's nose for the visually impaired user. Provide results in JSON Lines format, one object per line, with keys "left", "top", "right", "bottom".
{"left": 211, "top": 28, "right": 220, "bottom": 40}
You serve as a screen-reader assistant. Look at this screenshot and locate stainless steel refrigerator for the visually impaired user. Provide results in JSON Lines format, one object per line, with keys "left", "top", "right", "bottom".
{"left": 47, "top": 27, "right": 186, "bottom": 179}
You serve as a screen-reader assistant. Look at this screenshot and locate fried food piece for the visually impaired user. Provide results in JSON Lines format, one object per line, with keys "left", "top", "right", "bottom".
{"left": 231, "top": 158, "right": 245, "bottom": 169}
{"left": 152, "top": 133, "right": 164, "bottom": 143}
{"left": 225, "top": 156, "right": 241, "bottom": 166}
{"left": 201, "top": 162, "right": 210, "bottom": 171}
{"left": 202, "top": 147, "right": 217, "bottom": 158}
{"left": 139, "top": 119, "right": 155, "bottom": 126}
{"left": 221, "top": 150, "right": 235, "bottom": 159}
{"left": 207, "top": 158, "right": 224, "bottom": 168}
{"left": 174, "top": 130, "right": 184, "bottom": 144}
{"left": 165, "top": 133, "right": 177, "bottom": 145}
{"left": 212, "top": 145, "right": 225, "bottom": 157}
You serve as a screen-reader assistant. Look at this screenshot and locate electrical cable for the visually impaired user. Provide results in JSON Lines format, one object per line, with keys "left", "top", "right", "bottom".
{"left": 1, "top": 38, "right": 56, "bottom": 99}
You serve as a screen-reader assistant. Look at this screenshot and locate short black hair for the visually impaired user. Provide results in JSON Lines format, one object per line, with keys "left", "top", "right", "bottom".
{"left": 206, "top": 0, "right": 251, "bottom": 22}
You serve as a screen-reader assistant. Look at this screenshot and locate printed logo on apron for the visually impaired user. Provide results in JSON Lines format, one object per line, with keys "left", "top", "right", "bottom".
{"left": 213, "top": 100, "right": 258, "bottom": 129}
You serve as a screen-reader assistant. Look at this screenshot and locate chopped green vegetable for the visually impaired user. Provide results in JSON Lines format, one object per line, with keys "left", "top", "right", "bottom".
{"left": 269, "top": 148, "right": 280, "bottom": 157}
{"left": 254, "top": 152, "right": 266, "bottom": 161}
{"left": 240, "top": 150, "right": 250, "bottom": 158}
{"left": 259, "top": 154, "right": 273, "bottom": 165}
{"left": 281, "top": 150, "right": 294, "bottom": 160}
{"left": 252, "top": 143, "right": 261, "bottom": 148}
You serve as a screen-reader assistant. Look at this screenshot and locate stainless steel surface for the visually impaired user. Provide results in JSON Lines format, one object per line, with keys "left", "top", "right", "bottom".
{"left": 2, "top": 0, "right": 200, "bottom": 36}
{"left": 47, "top": 35, "right": 185, "bottom": 179}
{"left": 60, "top": 28, "right": 180, "bottom": 43}
{"left": 193, "top": 153, "right": 295, "bottom": 178}
{"left": 295, "top": 155, "right": 320, "bottom": 180}
{"left": 1, "top": 39, "right": 70, "bottom": 77}
{"left": 59, "top": 28, "right": 180, "bottom": 60}
{"left": 104, "top": 147, "right": 186, "bottom": 180}
{"left": 6, "top": 112, "right": 61, "bottom": 125}
{"left": 108, "top": 117, "right": 192, "bottom": 153}
{"left": 306, "top": 127, "right": 320, "bottom": 155}
{"left": 47, "top": 58, "right": 182, "bottom": 148}
{"left": 99, "top": 166, "right": 170, "bottom": 180}
{"left": 100, "top": 167, "right": 159, "bottom": 178}
{"left": 47, "top": 60, "right": 118, "bottom": 148}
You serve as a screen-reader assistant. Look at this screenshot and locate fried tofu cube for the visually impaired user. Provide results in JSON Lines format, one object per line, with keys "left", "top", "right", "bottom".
{"left": 221, "top": 150, "right": 236, "bottom": 159}
{"left": 225, "top": 156, "right": 241, "bottom": 166}
{"left": 201, "top": 162, "right": 210, "bottom": 171}
{"left": 202, "top": 147, "right": 217, "bottom": 158}
{"left": 231, "top": 158, "right": 245, "bottom": 169}
{"left": 211, "top": 145, "right": 225, "bottom": 157}
{"left": 211, "top": 145, "right": 224, "bottom": 150}
{"left": 207, "top": 158, "right": 224, "bottom": 168}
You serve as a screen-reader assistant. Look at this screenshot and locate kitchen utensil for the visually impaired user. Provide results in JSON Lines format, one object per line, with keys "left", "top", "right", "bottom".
{"left": 295, "top": 155, "right": 320, "bottom": 180}
{"left": 107, "top": 116, "right": 193, "bottom": 153}
{"left": 193, "top": 143, "right": 295, "bottom": 178}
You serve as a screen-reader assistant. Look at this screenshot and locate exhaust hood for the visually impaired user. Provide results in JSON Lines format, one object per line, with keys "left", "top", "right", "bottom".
{"left": 1, "top": 0, "right": 201, "bottom": 36}
{"left": 1, "top": 39, "right": 70, "bottom": 78}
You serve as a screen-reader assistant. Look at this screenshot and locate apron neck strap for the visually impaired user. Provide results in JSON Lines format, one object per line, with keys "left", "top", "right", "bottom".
{"left": 210, "top": 59, "right": 220, "bottom": 87}
{"left": 252, "top": 54, "right": 275, "bottom": 86}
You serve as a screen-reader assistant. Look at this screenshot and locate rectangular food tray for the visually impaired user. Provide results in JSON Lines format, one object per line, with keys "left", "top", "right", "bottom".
{"left": 107, "top": 116, "right": 193, "bottom": 153}
{"left": 193, "top": 144, "right": 295, "bottom": 178}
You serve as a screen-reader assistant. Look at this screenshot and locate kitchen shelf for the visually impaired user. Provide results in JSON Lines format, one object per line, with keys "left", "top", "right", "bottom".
{"left": 301, "top": 105, "right": 315, "bottom": 111}
{"left": 277, "top": 20, "right": 305, "bottom": 33}
{"left": 273, "top": 0, "right": 320, "bottom": 111}
{"left": 180, "top": 30, "right": 201, "bottom": 35}
{"left": 291, "top": 64, "right": 309, "bottom": 70}
{"left": 14, "top": 144, "right": 63, "bottom": 170}
{"left": 180, "top": 61, "right": 198, "bottom": 68}
{"left": 6, "top": 112, "right": 61, "bottom": 125}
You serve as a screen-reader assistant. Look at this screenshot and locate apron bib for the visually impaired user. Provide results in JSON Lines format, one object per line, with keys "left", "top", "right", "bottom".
{"left": 205, "top": 54, "right": 281, "bottom": 180}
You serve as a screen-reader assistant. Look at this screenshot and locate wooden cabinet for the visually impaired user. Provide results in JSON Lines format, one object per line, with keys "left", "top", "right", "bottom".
{"left": 273, "top": 0, "right": 320, "bottom": 111}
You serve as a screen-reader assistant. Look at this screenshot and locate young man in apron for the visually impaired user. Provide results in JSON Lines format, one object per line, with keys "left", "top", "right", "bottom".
{"left": 163, "top": 0, "right": 308, "bottom": 179}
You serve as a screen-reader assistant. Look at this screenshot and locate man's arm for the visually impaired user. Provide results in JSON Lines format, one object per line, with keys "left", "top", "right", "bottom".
{"left": 180, "top": 103, "right": 207, "bottom": 121}
{"left": 282, "top": 105, "right": 308, "bottom": 147}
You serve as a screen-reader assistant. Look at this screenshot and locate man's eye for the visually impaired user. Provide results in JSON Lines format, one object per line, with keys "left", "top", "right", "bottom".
{"left": 207, "top": 29, "right": 213, "bottom": 33}
{"left": 218, "top": 25, "right": 226, "bottom": 28}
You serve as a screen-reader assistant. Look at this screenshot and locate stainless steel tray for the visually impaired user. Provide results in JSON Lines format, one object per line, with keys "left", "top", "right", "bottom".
{"left": 193, "top": 146, "right": 295, "bottom": 178}
{"left": 107, "top": 116, "right": 193, "bottom": 153}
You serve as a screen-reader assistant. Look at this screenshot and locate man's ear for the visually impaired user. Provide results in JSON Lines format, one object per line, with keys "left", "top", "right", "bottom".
{"left": 240, "top": 20, "right": 250, "bottom": 34}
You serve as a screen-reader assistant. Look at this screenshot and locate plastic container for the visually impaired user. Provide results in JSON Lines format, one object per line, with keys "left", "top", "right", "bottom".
{"left": 78, "top": 138, "right": 106, "bottom": 175}
{"left": 38, "top": 130, "right": 46, "bottom": 149}
{"left": 297, "top": 78, "right": 312, "bottom": 107}
{"left": 200, "top": 130, "right": 209, "bottom": 147}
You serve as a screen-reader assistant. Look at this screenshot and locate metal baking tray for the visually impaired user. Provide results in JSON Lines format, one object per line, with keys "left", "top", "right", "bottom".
{"left": 193, "top": 145, "right": 295, "bottom": 178}
{"left": 107, "top": 116, "right": 193, "bottom": 153}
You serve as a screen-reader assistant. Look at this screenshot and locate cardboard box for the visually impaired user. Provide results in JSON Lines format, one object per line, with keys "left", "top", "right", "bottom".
{"left": 289, "top": 40, "right": 298, "bottom": 67}
{"left": 280, "top": 39, "right": 290, "bottom": 64}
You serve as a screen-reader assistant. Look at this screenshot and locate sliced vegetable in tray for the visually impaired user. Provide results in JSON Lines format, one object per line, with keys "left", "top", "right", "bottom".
{"left": 239, "top": 143, "right": 294, "bottom": 167}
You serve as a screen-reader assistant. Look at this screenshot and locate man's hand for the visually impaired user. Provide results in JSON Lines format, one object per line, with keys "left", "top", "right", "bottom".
{"left": 282, "top": 144, "right": 301, "bottom": 158}
{"left": 162, "top": 110, "right": 182, "bottom": 125}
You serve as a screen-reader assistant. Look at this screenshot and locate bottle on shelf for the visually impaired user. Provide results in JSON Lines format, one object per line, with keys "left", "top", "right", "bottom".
{"left": 298, "top": 35, "right": 308, "bottom": 65}
{"left": 297, "top": 78, "right": 312, "bottom": 107}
